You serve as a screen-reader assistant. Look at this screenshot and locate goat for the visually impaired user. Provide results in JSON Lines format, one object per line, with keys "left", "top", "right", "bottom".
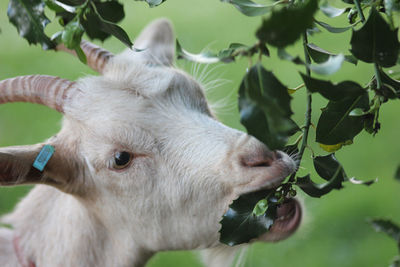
{"left": 0, "top": 19, "right": 301, "bottom": 267}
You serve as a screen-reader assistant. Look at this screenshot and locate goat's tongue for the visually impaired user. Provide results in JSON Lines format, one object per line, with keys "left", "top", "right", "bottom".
{"left": 276, "top": 199, "right": 297, "bottom": 218}
{"left": 262, "top": 198, "right": 302, "bottom": 242}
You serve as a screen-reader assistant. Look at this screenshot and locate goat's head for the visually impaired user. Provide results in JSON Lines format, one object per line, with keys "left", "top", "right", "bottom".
{"left": 0, "top": 19, "right": 301, "bottom": 251}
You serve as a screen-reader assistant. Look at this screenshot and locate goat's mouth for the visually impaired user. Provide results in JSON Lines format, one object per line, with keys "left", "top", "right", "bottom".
{"left": 256, "top": 198, "right": 302, "bottom": 242}
{"left": 220, "top": 150, "right": 301, "bottom": 244}
{"left": 237, "top": 151, "right": 297, "bottom": 196}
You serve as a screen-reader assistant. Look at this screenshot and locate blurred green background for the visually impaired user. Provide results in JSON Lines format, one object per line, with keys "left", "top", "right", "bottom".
{"left": 1, "top": 0, "right": 400, "bottom": 266}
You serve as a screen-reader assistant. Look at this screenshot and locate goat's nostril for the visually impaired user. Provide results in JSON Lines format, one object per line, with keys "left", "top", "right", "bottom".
{"left": 249, "top": 160, "right": 272, "bottom": 168}
{"left": 241, "top": 152, "right": 275, "bottom": 168}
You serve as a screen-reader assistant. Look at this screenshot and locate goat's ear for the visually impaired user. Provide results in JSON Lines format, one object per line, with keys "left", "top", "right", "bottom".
{"left": 134, "top": 18, "right": 175, "bottom": 66}
{"left": 0, "top": 143, "right": 82, "bottom": 193}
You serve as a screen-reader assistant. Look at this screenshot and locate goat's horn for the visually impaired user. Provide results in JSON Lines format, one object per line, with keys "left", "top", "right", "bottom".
{"left": 0, "top": 75, "right": 77, "bottom": 113}
{"left": 56, "top": 41, "right": 114, "bottom": 74}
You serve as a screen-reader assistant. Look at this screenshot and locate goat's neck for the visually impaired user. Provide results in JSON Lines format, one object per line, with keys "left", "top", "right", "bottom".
{"left": 2, "top": 186, "right": 153, "bottom": 267}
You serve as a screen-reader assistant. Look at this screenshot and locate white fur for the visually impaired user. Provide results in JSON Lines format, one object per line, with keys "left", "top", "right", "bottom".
{"left": 0, "top": 19, "right": 296, "bottom": 267}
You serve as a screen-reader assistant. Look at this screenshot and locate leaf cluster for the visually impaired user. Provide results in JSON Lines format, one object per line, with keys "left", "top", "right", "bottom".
{"left": 7, "top": 0, "right": 137, "bottom": 62}
{"left": 213, "top": 0, "right": 400, "bottom": 247}
{"left": 220, "top": 152, "right": 376, "bottom": 246}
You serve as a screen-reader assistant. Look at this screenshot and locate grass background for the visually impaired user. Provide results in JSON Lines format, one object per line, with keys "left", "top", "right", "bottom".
{"left": 1, "top": 0, "right": 400, "bottom": 266}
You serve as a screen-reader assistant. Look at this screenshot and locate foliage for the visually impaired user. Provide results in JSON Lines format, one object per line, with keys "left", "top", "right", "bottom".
{"left": 219, "top": 189, "right": 277, "bottom": 246}
{"left": 215, "top": 0, "right": 399, "bottom": 250}
{"left": 8, "top": 0, "right": 131, "bottom": 62}
{"left": 238, "top": 63, "right": 299, "bottom": 150}
{"left": 3, "top": 0, "right": 400, "bottom": 265}
{"left": 8, "top": 0, "right": 54, "bottom": 49}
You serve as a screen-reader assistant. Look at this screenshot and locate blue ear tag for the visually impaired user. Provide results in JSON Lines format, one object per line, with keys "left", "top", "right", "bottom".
{"left": 33, "top": 145, "right": 55, "bottom": 172}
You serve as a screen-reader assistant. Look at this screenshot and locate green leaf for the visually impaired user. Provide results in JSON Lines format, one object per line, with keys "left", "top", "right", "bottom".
{"left": 238, "top": 64, "right": 299, "bottom": 150}
{"left": 344, "top": 55, "right": 358, "bottom": 65}
{"left": 256, "top": 0, "right": 318, "bottom": 47}
{"left": 82, "top": 6, "right": 132, "bottom": 47}
{"left": 316, "top": 93, "right": 369, "bottom": 145}
{"left": 341, "top": 0, "right": 371, "bottom": 4}
{"left": 45, "top": 0, "right": 73, "bottom": 13}
{"left": 135, "top": 0, "right": 166, "bottom": 7}
{"left": 369, "top": 219, "right": 400, "bottom": 249}
{"left": 308, "top": 54, "right": 345, "bottom": 75}
{"left": 313, "top": 154, "right": 346, "bottom": 182}
{"left": 303, "top": 75, "right": 370, "bottom": 144}
{"left": 61, "top": 20, "right": 84, "bottom": 49}
{"left": 51, "top": 31, "right": 62, "bottom": 43}
{"left": 315, "top": 20, "right": 353, "bottom": 33}
{"left": 74, "top": 46, "right": 87, "bottom": 64}
{"left": 390, "top": 256, "right": 400, "bottom": 267}
{"left": 176, "top": 41, "right": 269, "bottom": 64}
{"left": 220, "top": 0, "right": 271, "bottom": 16}
{"left": 395, "top": 165, "right": 400, "bottom": 182}
{"left": 307, "top": 43, "right": 357, "bottom": 65}
{"left": 307, "top": 25, "right": 322, "bottom": 36}
{"left": 350, "top": 8, "right": 400, "bottom": 67}
{"left": 349, "top": 108, "right": 368, "bottom": 116}
{"left": 253, "top": 199, "right": 268, "bottom": 216}
{"left": 377, "top": 69, "right": 400, "bottom": 99}
{"left": 300, "top": 74, "right": 366, "bottom": 101}
{"left": 307, "top": 43, "right": 331, "bottom": 63}
{"left": 96, "top": 19, "right": 132, "bottom": 47}
{"left": 277, "top": 49, "right": 304, "bottom": 65}
{"left": 297, "top": 154, "right": 374, "bottom": 197}
{"left": 219, "top": 189, "right": 276, "bottom": 246}
{"left": 7, "top": 0, "right": 55, "bottom": 49}
{"left": 295, "top": 172, "right": 343, "bottom": 198}
{"left": 55, "top": 0, "right": 85, "bottom": 5}
{"left": 239, "top": 96, "right": 271, "bottom": 146}
{"left": 229, "top": 43, "right": 248, "bottom": 50}
{"left": 217, "top": 48, "right": 236, "bottom": 63}
{"left": 385, "top": 0, "right": 400, "bottom": 17}
{"left": 320, "top": 3, "right": 347, "bottom": 18}
{"left": 81, "top": 15, "right": 110, "bottom": 41}
{"left": 94, "top": 1, "right": 125, "bottom": 23}
{"left": 176, "top": 40, "right": 219, "bottom": 63}
{"left": 348, "top": 177, "right": 377, "bottom": 186}
{"left": 320, "top": 142, "right": 345, "bottom": 152}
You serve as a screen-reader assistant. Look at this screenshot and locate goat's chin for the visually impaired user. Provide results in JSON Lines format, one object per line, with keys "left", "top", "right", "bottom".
{"left": 255, "top": 198, "right": 302, "bottom": 242}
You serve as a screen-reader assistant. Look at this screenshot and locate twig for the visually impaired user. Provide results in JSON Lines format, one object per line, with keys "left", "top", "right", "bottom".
{"left": 297, "top": 32, "right": 312, "bottom": 163}
{"left": 374, "top": 63, "right": 382, "bottom": 89}
{"left": 353, "top": 0, "right": 365, "bottom": 23}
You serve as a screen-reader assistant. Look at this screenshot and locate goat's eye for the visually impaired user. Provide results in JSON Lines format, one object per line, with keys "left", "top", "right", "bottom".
{"left": 113, "top": 151, "right": 133, "bottom": 169}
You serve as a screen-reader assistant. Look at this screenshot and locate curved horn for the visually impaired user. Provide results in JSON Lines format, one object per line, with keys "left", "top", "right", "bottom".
{"left": 56, "top": 40, "right": 114, "bottom": 74}
{"left": 0, "top": 75, "right": 77, "bottom": 113}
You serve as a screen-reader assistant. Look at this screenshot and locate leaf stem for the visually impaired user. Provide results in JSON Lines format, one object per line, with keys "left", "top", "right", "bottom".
{"left": 298, "top": 32, "right": 312, "bottom": 163}
{"left": 374, "top": 63, "right": 382, "bottom": 89}
{"left": 353, "top": 0, "right": 365, "bottom": 23}
{"left": 291, "top": 83, "right": 305, "bottom": 91}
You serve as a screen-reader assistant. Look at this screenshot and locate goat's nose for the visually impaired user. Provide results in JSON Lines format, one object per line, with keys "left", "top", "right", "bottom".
{"left": 241, "top": 150, "right": 280, "bottom": 168}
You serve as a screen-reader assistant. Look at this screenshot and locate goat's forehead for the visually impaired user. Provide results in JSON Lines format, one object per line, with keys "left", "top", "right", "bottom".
{"left": 68, "top": 64, "right": 211, "bottom": 135}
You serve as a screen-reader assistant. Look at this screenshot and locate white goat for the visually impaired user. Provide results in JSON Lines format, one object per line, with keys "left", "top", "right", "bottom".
{"left": 0, "top": 19, "right": 301, "bottom": 267}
